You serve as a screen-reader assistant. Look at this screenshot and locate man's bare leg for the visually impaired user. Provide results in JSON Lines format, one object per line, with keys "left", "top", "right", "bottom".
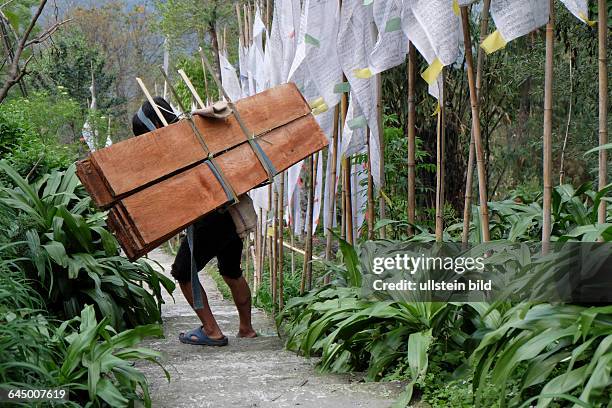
{"left": 180, "top": 281, "right": 225, "bottom": 340}
{"left": 222, "top": 276, "right": 257, "bottom": 337}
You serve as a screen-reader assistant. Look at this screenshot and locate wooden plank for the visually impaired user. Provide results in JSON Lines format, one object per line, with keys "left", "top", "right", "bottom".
{"left": 78, "top": 83, "right": 310, "bottom": 208}
{"left": 109, "top": 113, "right": 328, "bottom": 260}
{"left": 75, "top": 159, "right": 113, "bottom": 206}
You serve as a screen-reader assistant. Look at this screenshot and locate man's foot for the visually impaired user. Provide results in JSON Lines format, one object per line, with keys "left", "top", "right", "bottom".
{"left": 179, "top": 326, "right": 228, "bottom": 346}
{"left": 237, "top": 328, "right": 257, "bottom": 338}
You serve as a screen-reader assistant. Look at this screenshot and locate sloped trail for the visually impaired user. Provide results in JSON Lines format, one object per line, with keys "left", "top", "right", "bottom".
{"left": 138, "top": 248, "right": 403, "bottom": 408}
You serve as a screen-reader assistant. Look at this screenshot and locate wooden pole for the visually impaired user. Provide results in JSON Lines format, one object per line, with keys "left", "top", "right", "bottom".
{"left": 135, "top": 78, "right": 168, "bottom": 126}
{"left": 300, "top": 155, "right": 315, "bottom": 294}
{"left": 542, "top": 0, "right": 554, "bottom": 252}
{"left": 290, "top": 224, "right": 295, "bottom": 276}
{"left": 266, "top": 0, "right": 271, "bottom": 30}
{"left": 277, "top": 174, "right": 285, "bottom": 309}
{"left": 307, "top": 154, "right": 319, "bottom": 289}
{"left": 461, "top": 5, "right": 491, "bottom": 243}
{"left": 461, "top": 0, "right": 491, "bottom": 245}
{"left": 198, "top": 47, "right": 212, "bottom": 104}
{"left": 341, "top": 94, "right": 354, "bottom": 244}
{"left": 376, "top": 68, "right": 386, "bottom": 239}
{"left": 271, "top": 185, "right": 277, "bottom": 313}
{"left": 177, "top": 69, "right": 206, "bottom": 108}
{"left": 340, "top": 86, "right": 352, "bottom": 243}
{"left": 435, "top": 72, "right": 445, "bottom": 242}
{"left": 236, "top": 3, "right": 244, "bottom": 45}
{"left": 258, "top": 208, "right": 265, "bottom": 291}
{"left": 598, "top": 0, "right": 608, "bottom": 225}
{"left": 253, "top": 213, "right": 260, "bottom": 290}
{"left": 407, "top": 42, "right": 416, "bottom": 236}
{"left": 343, "top": 157, "right": 354, "bottom": 243}
{"left": 324, "top": 106, "right": 340, "bottom": 283}
{"left": 247, "top": 5, "right": 253, "bottom": 45}
{"left": 366, "top": 127, "right": 375, "bottom": 240}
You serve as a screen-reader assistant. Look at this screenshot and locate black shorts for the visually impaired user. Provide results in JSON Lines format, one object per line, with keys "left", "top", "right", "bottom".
{"left": 171, "top": 211, "right": 243, "bottom": 283}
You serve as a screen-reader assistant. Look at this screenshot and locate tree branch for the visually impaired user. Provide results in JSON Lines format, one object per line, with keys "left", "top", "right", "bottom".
{"left": 25, "top": 18, "right": 71, "bottom": 48}
{"left": 0, "top": 0, "right": 49, "bottom": 103}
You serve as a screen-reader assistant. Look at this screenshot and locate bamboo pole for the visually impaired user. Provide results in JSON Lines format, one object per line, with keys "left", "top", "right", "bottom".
{"left": 325, "top": 105, "right": 340, "bottom": 264}
{"left": 324, "top": 107, "right": 340, "bottom": 284}
{"left": 277, "top": 174, "right": 285, "bottom": 309}
{"left": 247, "top": 5, "right": 253, "bottom": 45}
{"left": 542, "top": 0, "right": 554, "bottom": 252}
{"left": 366, "top": 127, "right": 375, "bottom": 240}
{"left": 407, "top": 42, "right": 416, "bottom": 236}
{"left": 135, "top": 78, "right": 168, "bottom": 126}
{"left": 343, "top": 157, "right": 353, "bottom": 243}
{"left": 300, "top": 155, "right": 315, "bottom": 294}
{"left": 177, "top": 69, "right": 205, "bottom": 108}
{"left": 253, "top": 212, "right": 260, "bottom": 290}
{"left": 341, "top": 98, "right": 354, "bottom": 243}
{"left": 258, "top": 208, "right": 265, "bottom": 291}
{"left": 598, "top": 0, "right": 608, "bottom": 226}
{"left": 376, "top": 69, "right": 386, "bottom": 239}
{"left": 461, "top": 6, "right": 491, "bottom": 243}
{"left": 435, "top": 72, "right": 445, "bottom": 242}
{"left": 461, "top": 0, "right": 491, "bottom": 245}
{"left": 340, "top": 85, "right": 352, "bottom": 243}
{"left": 307, "top": 154, "right": 319, "bottom": 289}
{"left": 271, "top": 185, "right": 277, "bottom": 313}
{"left": 236, "top": 3, "right": 244, "bottom": 45}
{"left": 198, "top": 47, "right": 213, "bottom": 104}
{"left": 290, "top": 223, "right": 295, "bottom": 276}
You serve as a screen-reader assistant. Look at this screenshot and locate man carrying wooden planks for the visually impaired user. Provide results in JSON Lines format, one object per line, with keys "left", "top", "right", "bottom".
{"left": 132, "top": 97, "right": 257, "bottom": 346}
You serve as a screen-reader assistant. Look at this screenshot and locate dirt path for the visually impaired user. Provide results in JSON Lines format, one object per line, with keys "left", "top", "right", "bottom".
{"left": 138, "top": 248, "right": 403, "bottom": 408}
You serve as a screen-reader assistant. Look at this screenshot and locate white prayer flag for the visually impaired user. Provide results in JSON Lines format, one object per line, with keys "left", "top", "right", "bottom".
{"left": 369, "top": 0, "right": 408, "bottom": 74}
{"left": 219, "top": 52, "right": 242, "bottom": 102}
{"left": 481, "top": 0, "right": 550, "bottom": 54}
{"left": 560, "top": 0, "right": 595, "bottom": 25}
{"left": 337, "top": 0, "right": 382, "bottom": 187}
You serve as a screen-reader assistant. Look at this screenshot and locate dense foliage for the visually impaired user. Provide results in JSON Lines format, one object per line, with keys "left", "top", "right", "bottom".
{"left": 0, "top": 162, "right": 172, "bottom": 406}
{"left": 278, "top": 235, "right": 612, "bottom": 407}
{"left": 0, "top": 162, "right": 175, "bottom": 330}
{"left": 0, "top": 93, "right": 80, "bottom": 183}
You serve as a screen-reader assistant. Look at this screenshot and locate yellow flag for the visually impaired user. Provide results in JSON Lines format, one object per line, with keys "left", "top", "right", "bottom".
{"left": 421, "top": 58, "right": 444, "bottom": 85}
{"left": 353, "top": 68, "right": 373, "bottom": 79}
{"left": 309, "top": 97, "right": 325, "bottom": 109}
{"left": 481, "top": 30, "right": 508, "bottom": 54}
{"left": 578, "top": 11, "right": 596, "bottom": 27}
{"left": 452, "top": 0, "right": 460, "bottom": 16}
{"left": 312, "top": 103, "right": 329, "bottom": 115}
{"left": 431, "top": 102, "right": 441, "bottom": 117}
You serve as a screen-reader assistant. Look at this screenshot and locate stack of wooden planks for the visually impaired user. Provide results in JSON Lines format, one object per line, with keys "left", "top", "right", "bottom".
{"left": 76, "top": 83, "right": 328, "bottom": 260}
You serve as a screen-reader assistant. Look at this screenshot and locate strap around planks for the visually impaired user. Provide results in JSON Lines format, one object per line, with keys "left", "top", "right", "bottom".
{"left": 159, "top": 67, "right": 238, "bottom": 312}
{"left": 159, "top": 67, "right": 239, "bottom": 205}
{"left": 198, "top": 48, "right": 277, "bottom": 182}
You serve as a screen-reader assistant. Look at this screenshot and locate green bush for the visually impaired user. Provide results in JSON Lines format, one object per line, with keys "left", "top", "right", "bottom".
{"left": 278, "top": 237, "right": 612, "bottom": 407}
{"left": 0, "top": 92, "right": 80, "bottom": 183}
{"left": 0, "top": 161, "right": 175, "bottom": 331}
{"left": 0, "top": 245, "right": 166, "bottom": 407}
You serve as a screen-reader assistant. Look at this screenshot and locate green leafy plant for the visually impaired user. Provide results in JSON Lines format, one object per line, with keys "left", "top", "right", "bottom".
{"left": 0, "top": 161, "right": 175, "bottom": 330}
{"left": 470, "top": 303, "right": 612, "bottom": 407}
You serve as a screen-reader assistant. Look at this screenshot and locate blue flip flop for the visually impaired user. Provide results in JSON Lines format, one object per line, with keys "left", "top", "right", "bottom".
{"left": 179, "top": 326, "right": 229, "bottom": 346}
